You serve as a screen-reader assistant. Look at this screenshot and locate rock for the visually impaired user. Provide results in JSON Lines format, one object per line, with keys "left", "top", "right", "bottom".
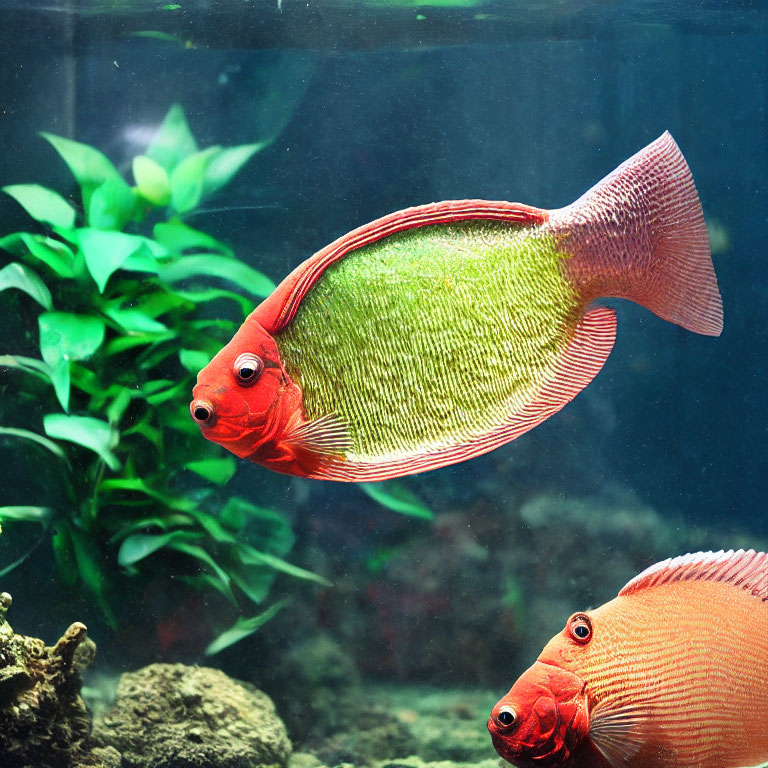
{"left": 77, "top": 745, "right": 123, "bottom": 768}
{"left": 311, "top": 706, "right": 417, "bottom": 766}
{"left": 92, "top": 663, "right": 292, "bottom": 768}
{"left": 376, "top": 757, "right": 500, "bottom": 768}
{"left": 0, "top": 591, "right": 95, "bottom": 768}
{"left": 272, "top": 633, "right": 362, "bottom": 743}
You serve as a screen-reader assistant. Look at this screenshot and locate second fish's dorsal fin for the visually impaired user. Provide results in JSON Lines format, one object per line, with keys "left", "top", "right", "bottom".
{"left": 619, "top": 549, "right": 768, "bottom": 599}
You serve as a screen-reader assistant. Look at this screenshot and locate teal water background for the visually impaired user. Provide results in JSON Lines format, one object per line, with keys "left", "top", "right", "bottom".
{"left": 0, "top": 0, "right": 765, "bottom": 690}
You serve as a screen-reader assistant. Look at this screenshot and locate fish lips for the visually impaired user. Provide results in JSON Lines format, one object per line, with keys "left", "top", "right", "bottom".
{"left": 190, "top": 385, "right": 254, "bottom": 444}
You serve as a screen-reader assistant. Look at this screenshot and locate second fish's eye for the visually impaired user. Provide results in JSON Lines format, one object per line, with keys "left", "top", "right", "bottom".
{"left": 568, "top": 613, "right": 592, "bottom": 644}
{"left": 233, "top": 353, "right": 264, "bottom": 386}
{"left": 497, "top": 706, "right": 516, "bottom": 728}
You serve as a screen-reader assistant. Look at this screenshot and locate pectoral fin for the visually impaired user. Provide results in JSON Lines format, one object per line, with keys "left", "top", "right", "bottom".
{"left": 589, "top": 697, "right": 673, "bottom": 768}
{"left": 284, "top": 413, "right": 353, "bottom": 457}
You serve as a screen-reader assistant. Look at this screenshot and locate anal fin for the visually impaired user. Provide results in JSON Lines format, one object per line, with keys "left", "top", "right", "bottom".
{"left": 486, "top": 304, "right": 618, "bottom": 446}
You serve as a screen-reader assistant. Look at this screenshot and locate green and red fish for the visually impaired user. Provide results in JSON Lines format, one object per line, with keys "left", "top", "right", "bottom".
{"left": 487, "top": 549, "right": 768, "bottom": 768}
{"left": 190, "top": 132, "right": 722, "bottom": 481}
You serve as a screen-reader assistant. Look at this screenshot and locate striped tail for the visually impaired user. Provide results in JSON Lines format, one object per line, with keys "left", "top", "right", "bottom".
{"left": 549, "top": 132, "right": 724, "bottom": 336}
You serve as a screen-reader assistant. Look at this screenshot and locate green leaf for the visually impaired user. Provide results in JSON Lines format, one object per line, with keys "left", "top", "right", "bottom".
{"left": 158, "top": 254, "right": 275, "bottom": 297}
{"left": 169, "top": 146, "right": 221, "bottom": 213}
{"left": 104, "top": 305, "right": 170, "bottom": 334}
{"left": 185, "top": 508, "right": 236, "bottom": 543}
{"left": 118, "top": 530, "right": 196, "bottom": 567}
{"left": 128, "top": 30, "right": 184, "bottom": 43}
{"left": 124, "top": 421, "right": 164, "bottom": 452}
{"left": 163, "top": 409, "right": 201, "bottom": 436}
{"left": 0, "top": 535, "right": 51, "bottom": 578}
{"left": 230, "top": 566, "right": 275, "bottom": 605}
{"left": 0, "top": 232, "right": 75, "bottom": 278}
{"left": 38, "top": 312, "right": 105, "bottom": 410}
{"left": 132, "top": 155, "right": 171, "bottom": 206}
{"left": 136, "top": 341, "right": 184, "bottom": 371}
{"left": 40, "top": 132, "right": 126, "bottom": 213}
{"left": 76, "top": 229, "right": 166, "bottom": 292}
{"left": 167, "top": 541, "right": 235, "bottom": 603}
{"left": 2, "top": 184, "right": 76, "bottom": 228}
{"left": 43, "top": 413, "right": 120, "bottom": 470}
{"left": 359, "top": 482, "right": 434, "bottom": 519}
{"left": 145, "top": 104, "right": 199, "bottom": 173}
{"left": 220, "top": 497, "right": 293, "bottom": 554}
{"left": 179, "top": 348, "right": 212, "bottom": 374}
{"left": 99, "top": 477, "right": 197, "bottom": 511}
{"left": 0, "top": 426, "right": 68, "bottom": 462}
{"left": 105, "top": 386, "right": 136, "bottom": 424}
{"left": 141, "top": 378, "right": 174, "bottom": 395}
{"left": 0, "top": 506, "right": 54, "bottom": 524}
{"left": 123, "top": 246, "right": 166, "bottom": 273}
{"left": 69, "top": 526, "right": 117, "bottom": 627}
{"left": 104, "top": 334, "right": 168, "bottom": 356}
{"left": 153, "top": 220, "right": 233, "bottom": 257}
{"left": 87, "top": 176, "right": 136, "bottom": 230}
{"left": 237, "top": 544, "right": 331, "bottom": 586}
{"left": 52, "top": 522, "right": 78, "bottom": 588}
{"left": 185, "top": 456, "right": 236, "bottom": 485}
{"left": 38, "top": 312, "right": 105, "bottom": 362}
{"left": 205, "top": 600, "right": 287, "bottom": 656}
{"left": 109, "top": 514, "right": 193, "bottom": 543}
{"left": 0, "top": 354, "right": 52, "bottom": 383}
{"left": 144, "top": 380, "right": 187, "bottom": 406}
{"left": 180, "top": 573, "right": 237, "bottom": 603}
{"left": 202, "top": 143, "right": 267, "bottom": 199}
{"left": 69, "top": 361, "right": 100, "bottom": 397}
{"left": 0, "top": 262, "right": 52, "bottom": 309}
{"left": 131, "top": 289, "right": 191, "bottom": 318}
{"left": 49, "top": 361, "right": 71, "bottom": 411}
{"left": 170, "top": 287, "right": 253, "bottom": 316}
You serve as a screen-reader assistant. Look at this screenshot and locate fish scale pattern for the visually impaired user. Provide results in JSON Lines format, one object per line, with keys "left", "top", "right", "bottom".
{"left": 276, "top": 220, "right": 582, "bottom": 462}
{"left": 541, "top": 551, "right": 768, "bottom": 767}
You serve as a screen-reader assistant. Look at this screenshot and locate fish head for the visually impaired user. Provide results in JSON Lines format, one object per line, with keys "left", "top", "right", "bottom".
{"left": 190, "top": 315, "right": 296, "bottom": 458}
{"left": 488, "top": 660, "right": 588, "bottom": 767}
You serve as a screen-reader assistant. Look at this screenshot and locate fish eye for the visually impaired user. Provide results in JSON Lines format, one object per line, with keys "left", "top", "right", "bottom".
{"left": 568, "top": 613, "right": 592, "bottom": 644}
{"left": 233, "top": 352, "right": 264, "bottom": 386}
{"left": 496, "top": 705, "right": 517, "bottom": 730}
{"left": 190, "top": 399, "right": 215, "bottom": 426}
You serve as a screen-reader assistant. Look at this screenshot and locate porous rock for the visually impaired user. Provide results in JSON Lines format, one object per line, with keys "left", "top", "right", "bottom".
{"left": 0, "top": 591, "right": 96, "bottom": 768}
{"left": 92, "top": 663, "right": 292, "bottom": 768}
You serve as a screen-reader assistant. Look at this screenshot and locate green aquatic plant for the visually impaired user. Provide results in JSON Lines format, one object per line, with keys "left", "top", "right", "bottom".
{"left": 0, "top": 104, "right": 327, "bottom": 652}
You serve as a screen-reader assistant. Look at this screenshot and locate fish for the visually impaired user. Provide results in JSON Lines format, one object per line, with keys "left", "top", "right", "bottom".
{"left": 487, "top": 549, "right": 768, "bottom": 768}
{"left": 190, "top": 132, "right": 722, "bottom": 481}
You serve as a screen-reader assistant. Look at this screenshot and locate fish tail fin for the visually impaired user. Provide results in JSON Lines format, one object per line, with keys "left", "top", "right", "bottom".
{"left": 551, "top": 131, "right": 723, "bottom": 336}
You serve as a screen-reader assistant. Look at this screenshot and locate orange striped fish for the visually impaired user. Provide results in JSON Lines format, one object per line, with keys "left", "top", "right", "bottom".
{"left": 488, "top": 549, "right": 768, "bottom": 768}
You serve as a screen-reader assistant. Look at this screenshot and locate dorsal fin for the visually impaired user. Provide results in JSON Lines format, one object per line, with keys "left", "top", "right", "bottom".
{"left": 253, "top": 199, "right": 548, "bottom": 333}
{"left": 619, "top": 549, "right": 768, "bottom": 600}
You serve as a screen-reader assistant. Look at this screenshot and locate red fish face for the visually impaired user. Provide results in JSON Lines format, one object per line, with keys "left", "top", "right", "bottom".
{"left": 190, "top": 316, "right": 302, "bottom": 465}
{"left": 488, "top": 661, "right": 588, "bottom": 767}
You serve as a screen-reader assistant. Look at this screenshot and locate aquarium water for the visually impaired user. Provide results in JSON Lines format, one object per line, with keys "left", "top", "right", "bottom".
{"left": 0, "top": 2, "right": 765, "bottom": 767}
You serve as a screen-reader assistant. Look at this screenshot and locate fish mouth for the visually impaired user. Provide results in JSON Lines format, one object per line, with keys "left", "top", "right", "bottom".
{"left": 488, "top": 663, "right": 589, "bottom": 766}
{"left": 189, "top": 391, "right": 254, "bottom": 441}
